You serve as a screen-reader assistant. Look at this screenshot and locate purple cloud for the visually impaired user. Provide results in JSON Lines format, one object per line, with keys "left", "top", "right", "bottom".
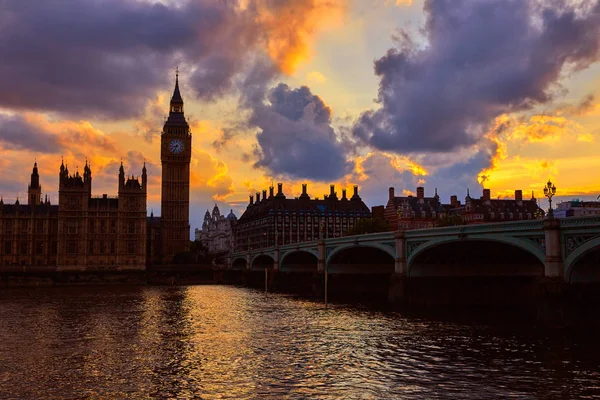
{"left": 352, "top": 0, "right": 600, "bottom": 153}
{"left": 250, "top": 83, "right": 351, "bottom": 181}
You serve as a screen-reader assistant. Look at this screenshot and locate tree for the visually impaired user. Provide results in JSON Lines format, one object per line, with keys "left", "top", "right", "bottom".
{"left": 437, "top": 214, "right": 465, "bottom": 227}
{"left": 346, "top": 218, "right": 392, "bottom": 236}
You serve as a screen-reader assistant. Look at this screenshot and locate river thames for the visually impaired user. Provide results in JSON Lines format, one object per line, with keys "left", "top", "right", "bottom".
{"left": 1, "top": 285, "right": 599, "bottom": 399}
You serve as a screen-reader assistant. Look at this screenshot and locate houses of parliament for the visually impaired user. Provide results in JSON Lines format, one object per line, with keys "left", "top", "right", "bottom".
{"left": 0, "top": 75, "right": 191, "bottom": 271}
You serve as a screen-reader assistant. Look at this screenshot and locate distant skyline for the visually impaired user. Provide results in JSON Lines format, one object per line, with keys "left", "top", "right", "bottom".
{"left": 0, "top": 0, "right": 600, "bottom": 236}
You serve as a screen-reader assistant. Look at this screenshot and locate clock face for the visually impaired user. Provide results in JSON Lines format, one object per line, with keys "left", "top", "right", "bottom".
{"left": 169, "top": 139, "right": 184, "bottom": 154}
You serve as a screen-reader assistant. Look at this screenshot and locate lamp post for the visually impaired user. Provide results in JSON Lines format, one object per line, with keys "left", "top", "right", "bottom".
{"left": 543, "top": 179, "right": 557, "bottom": 218}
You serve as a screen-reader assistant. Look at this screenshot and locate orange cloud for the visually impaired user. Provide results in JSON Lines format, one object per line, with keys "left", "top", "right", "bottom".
{"left": 255, "top": 0, "right": 347, "bottom": 74}
{"left": 24, "top": 113, "right": 118, "bottom": 154}
{"left": 191, "top": 150, "right": 235, "bottom": 201}
{"left": 477, "top": 111, "right": 593, "bottom": 185}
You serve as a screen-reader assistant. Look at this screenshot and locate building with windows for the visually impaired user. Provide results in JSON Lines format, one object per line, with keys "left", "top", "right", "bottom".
{"left": 0, "top": 160, "right": 147, "bottom": 270}
{"left": 554, "top": 199, "right": 600, "bottom": 218}
{"left": 0, "top": 74, "right": 196, "bottom": 272}
{"left": 235, "top": 183, "right": 371, "bottom": 252}
{"left": 195, "top": 204, "right": 237, "bottom": 255}
{"left": 385, "top": 186, "right": 544, "bottom": 230}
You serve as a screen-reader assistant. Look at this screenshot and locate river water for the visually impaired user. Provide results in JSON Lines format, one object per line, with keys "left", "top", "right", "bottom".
{"left": 0, "top": 285, "right": 599, "bottom": 399}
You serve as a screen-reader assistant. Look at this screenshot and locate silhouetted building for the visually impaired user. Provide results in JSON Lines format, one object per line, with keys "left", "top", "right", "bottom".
{"left": 235, "top": 184, "right": 371, "bottom": 251}
{"left": 0, "top": 160, "right": 147, "bottom": 270}
{"left": 160, "top": 71, "right": 192, "bottom": 262}
{"left": 371, "top": 205, "right": 385, "bottom": 222}
{"left": 385, "top": 186, "right": 544, "bottom": 229}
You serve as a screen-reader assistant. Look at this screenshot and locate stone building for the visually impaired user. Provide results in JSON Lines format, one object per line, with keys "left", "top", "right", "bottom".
{"left": 160, "top": 72, "right": 192, "bottom": 262}
{"left": 385, "top": 186, "right": 544, "bottom": 230}
{"left": 385, "top": 186, "right": 449, "bottom": 230}
{"left": 235, "top": 183, "right": 371, "bottom": 251}
{"left": 194, "top": 204, "right": 237, "bottom": 255}
{"left": 554, "top": 199, "right": 600, "bottom": 218}
{"left": 0, "top": 160, "right": 147, "bottom": 270}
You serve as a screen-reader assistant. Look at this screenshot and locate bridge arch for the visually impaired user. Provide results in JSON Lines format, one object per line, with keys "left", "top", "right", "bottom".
{"left": 407, "top": 237, "right": 545, "bottom": 277}
{"left": 231, "top": 257, "right": 247, "bottom": 270}
{"left": 250, "top": 254, "right": 275, "bottom": 270}
{"left": 280, "top": 250, "right": 319, "bottom": 272}
{"left": 326, "top": 243, "right": 395, "bottom": 267}
{"left": 565, "top": 237, "right": 600, "bottom": 283}
{"left": 326, "top": 244, "right": 395, "bottom": 274}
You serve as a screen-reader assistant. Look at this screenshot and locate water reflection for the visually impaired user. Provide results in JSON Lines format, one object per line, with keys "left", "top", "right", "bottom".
{"left": 0, "top": 286, "right": 599, "bottom": 399}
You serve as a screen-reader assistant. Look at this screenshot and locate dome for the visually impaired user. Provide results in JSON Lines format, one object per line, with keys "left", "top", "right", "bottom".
{"left": 226, "top": 209, "right": 237, "bottom": 220}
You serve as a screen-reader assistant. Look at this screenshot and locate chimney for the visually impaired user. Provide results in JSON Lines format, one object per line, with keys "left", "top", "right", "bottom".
{"left": 299, "top": 183, "right": 309, "bottom": 200}
{"left": 389, "top": 187, "right": 395, "bottom": 200}
{"left": 351, "top": 185, "right": 360, "bottom": 200}
{"left": 262, "top": 190, "right": 267, "bottom": 201}
{"left": 451, "top": 195, "right": 457, "bottom": 207}
{"left": 330, "top": 184, "right": 336, "bottom": 198}
{"left": 277, "top": 183, "right": 283, "bottom": 195}
{"left": 515, "top": 190, "right": 523, "bottom": 201}
{"left": 249, "top": 195, "right": 254, "bottom": 205}
{"left": 256, "top": 192, "right": 261, "bottom": 202}
{"left": 269, "top": 186, "right": 274, "bottom": 198}
{"left": 417, "top": 187, "right": 424, "bottom": 199}
{"left": 483, "top": 188, "right": 491, "bottom": 201}
{"left": 342, "top": 189, "right": 347, "bottom": 200}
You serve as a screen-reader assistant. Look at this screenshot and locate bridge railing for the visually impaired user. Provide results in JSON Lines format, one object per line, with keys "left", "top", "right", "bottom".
{"left": 406, "top": 219, "right": 545, "bottom": 238}
{"left": 559, "top": 215, "right": 600, "bottom": 228}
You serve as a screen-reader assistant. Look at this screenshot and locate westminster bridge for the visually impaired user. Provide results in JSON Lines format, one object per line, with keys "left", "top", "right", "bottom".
{"left": 229, "top": 216, "right": 600, "bottom": 306}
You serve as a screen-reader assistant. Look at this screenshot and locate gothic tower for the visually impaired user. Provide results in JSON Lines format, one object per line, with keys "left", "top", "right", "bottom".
{"left": 28, "top": 161, "right": 41, "bottom": 205}
{"left": 160, "top": 71, "right": 191, "bottom": 262}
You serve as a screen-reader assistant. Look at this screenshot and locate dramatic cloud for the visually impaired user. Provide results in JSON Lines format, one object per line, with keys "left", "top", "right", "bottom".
{"left": 0, "top": 114, "right": 62, "bottom": 152}
{"left": 0, "top": 113, "right": 118, "bottom": 157}
{"left": 0, "top": 0, "right": 345, "bottom": 119}
{"left": 352, "top": 0, "right": 600, "bottom": 153}
{"left": 250, "top": 83, "right": 351, "bottom": 181}
{"left": 191, "top": 150, "right": 235, "bottom": 202}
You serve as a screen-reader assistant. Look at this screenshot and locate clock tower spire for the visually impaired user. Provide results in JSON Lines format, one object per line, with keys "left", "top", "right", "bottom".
{"left": 160, "top": 70, "right": 192, "bottom": 263}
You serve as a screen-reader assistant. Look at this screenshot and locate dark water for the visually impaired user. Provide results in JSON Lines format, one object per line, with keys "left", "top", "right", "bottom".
{"left": 0, "top": 286, "right": 599, "bottom": 399}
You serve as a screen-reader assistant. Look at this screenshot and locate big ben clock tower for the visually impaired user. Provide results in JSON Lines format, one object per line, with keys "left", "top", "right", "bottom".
{"left": 161, "top": 71, "right": 191, "bottom": 263}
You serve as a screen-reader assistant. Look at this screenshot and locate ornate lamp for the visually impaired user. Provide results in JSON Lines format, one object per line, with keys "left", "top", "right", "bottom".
{"left": 543, "top": 179, "right": 557, "bottom": 218}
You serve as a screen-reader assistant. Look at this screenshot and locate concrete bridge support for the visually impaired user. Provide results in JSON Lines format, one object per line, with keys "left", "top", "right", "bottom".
{"left": 539, "top": 218, "right": 566, "bottom": 322}
{"left": 389, "top": 230, "right": 406, "bottom": 305}
{"left": 317, "top": 241, "right": 325, "bottom": 273}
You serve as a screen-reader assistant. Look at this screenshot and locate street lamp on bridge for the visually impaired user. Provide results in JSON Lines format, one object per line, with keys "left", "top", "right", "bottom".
{"left": 543, "top": 179, "right": 557, "bottom": 218}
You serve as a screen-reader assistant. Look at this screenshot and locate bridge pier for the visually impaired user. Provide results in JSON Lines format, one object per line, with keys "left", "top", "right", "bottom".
{"left": 543, "top": 218, "right": 563, "bottom": 278}
{"left": 274, "top": 248, "right": 280, "bottom": 272}
{"left": 388, "top": 273, "right": 406, "bottom": 304}
{"left": 317, "top": 240, "right": 325, "bottom": 272}
{"left": 536, "top": 218, "right": 567, "bottom": 321}
{"left": 537, "top": 276, "right": 566, "bottom": 323}
{"left": 389, "top": 231, "right": 407, "bottom": 305}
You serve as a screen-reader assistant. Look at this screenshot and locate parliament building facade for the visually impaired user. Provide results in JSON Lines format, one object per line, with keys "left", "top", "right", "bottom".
{"left": 0, "top": 74, "right": 192, "bottom": 271}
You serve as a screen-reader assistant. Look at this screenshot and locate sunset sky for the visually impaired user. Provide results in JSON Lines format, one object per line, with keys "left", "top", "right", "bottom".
{"left": 1, "top": 0, "right": 600, "bottom": 236}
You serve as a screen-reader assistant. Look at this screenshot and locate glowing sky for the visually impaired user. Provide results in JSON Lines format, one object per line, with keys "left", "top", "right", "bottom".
{"left": 1, "top": 0, "right": 600, "bottom": 237}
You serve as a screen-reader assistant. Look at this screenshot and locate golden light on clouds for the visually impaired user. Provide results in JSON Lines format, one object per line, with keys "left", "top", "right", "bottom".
{"left": 475, "top": 106, "right": 600, "bottom": 200}
{"left": 385, "top": 0, "right": 412, "bottom": 6}
{"left": 307, "top": 71, "right": 327, "bottom": 84}
{"left": 191, "top": 150, "right": 235, "bottom": 201}
{"left": 256, "top": 0, "right": 347, "bottom": 74}
{"left": 477, "top": 110, "right": 595, "bottom": 187}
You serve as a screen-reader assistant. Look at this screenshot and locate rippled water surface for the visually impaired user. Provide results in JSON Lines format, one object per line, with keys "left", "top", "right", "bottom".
{"left": 1, "top": 285, "right": 599, "bottom": 399}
